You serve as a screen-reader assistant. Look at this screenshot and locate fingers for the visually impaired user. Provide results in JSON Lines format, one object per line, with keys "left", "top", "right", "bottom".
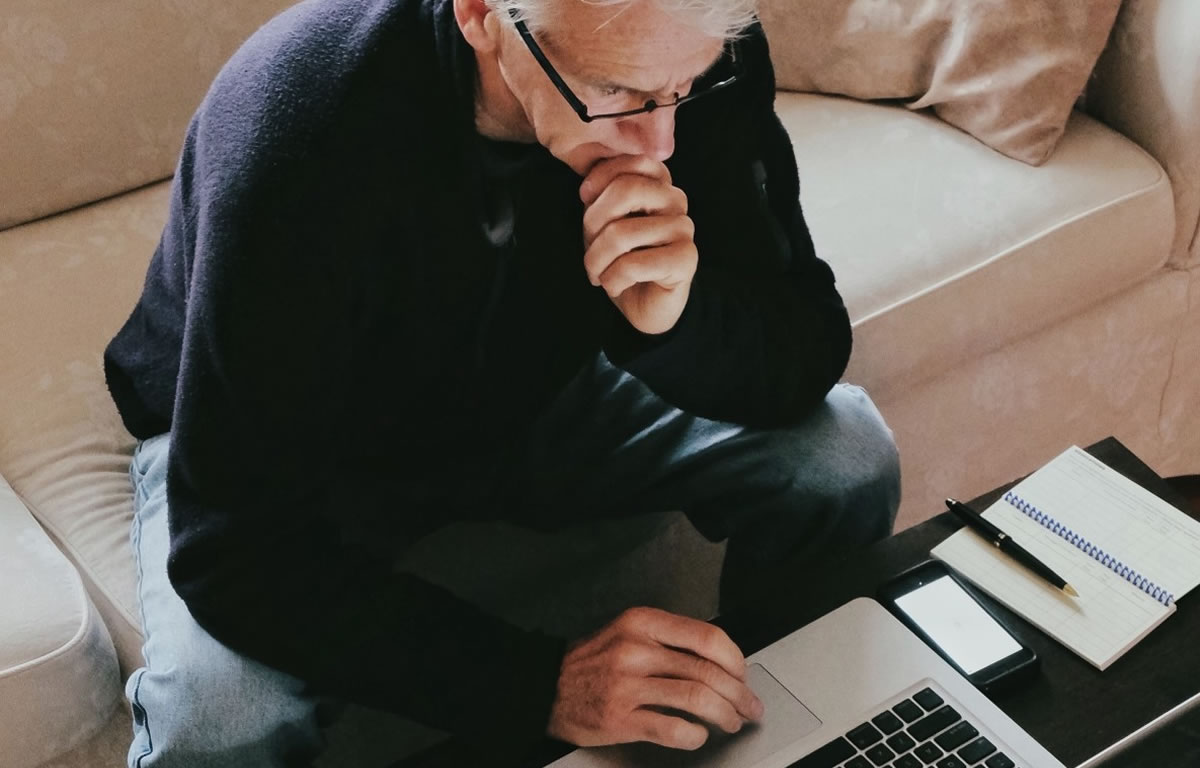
{"left": 638, "top": 647, "right": 765, "bottom": 723}
{"left": 583, "top": 214, "right": 695, "bottom": 289}
{"left": 578, "top": 156, "right": 696, "bottom": 336}
{"left": 627, "top": 709, "right": 711, "bottom": 751}
{"left": 638, "top": 678, "right": 746, "bottom": 735}
{"left": 580, "top": 155, "right": 672, "bottom": 206}
{"left": 596, "top": 241, "right": 696, "bottom": 300}
{"left": 618, "top": 607, "right": 749, "bottom": 684}
{"left": 607, "top": 638, "right": 756, "bottom": 719}
{"left": 619, "top": 609, "right": 748, "bottom": 686}
{"left": 547, "top": 607, "right": 765, "bottom": 751}
{"left": 583, "top": 174, "right": 688, "bottom": 249}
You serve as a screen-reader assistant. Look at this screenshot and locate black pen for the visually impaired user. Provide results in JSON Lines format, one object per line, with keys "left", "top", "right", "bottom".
{"left": 945, "top": 498, "right": 1079, "bottom": 598}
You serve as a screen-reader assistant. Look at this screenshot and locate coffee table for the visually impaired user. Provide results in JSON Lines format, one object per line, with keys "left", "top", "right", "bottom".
{"left": 397, "top": 437, "right": 1200, "bottom": 768}
{"left": 712, "top": 437, "right": 1200, "bottom": 768}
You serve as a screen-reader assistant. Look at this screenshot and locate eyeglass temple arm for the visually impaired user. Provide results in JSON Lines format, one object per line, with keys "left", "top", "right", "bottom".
{"left": 511, "top": 18, "right": 596, "bottom": 122}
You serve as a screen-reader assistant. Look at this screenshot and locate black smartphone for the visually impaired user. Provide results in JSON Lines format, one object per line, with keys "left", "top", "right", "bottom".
{"left": 878, "top": 560, "right": 1038, "bottom": 694}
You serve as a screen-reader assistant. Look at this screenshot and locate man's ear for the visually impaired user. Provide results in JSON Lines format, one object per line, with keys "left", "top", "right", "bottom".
{"left": 454, "top": 0, "right": 502, "bottom": 54}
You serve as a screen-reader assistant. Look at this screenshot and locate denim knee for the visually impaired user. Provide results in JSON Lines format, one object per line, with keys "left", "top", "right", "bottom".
{"left": 125, "top": 650, "right": 324, "bottom": 768}
{"left": 126, "top": 432, "right": 324, "bottom": 768}
{"left": 820, "top": 384, "right": 902, "bottom": 542}
{"left": 746, "top": 383, "right": 900, "bottom": 553}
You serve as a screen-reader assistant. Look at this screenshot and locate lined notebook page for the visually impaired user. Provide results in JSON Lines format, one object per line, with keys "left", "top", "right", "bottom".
{"left": 1011, "top": 447, "right": 1200, "bottom": 597}
{"left": 932, "top": 446, "right": 1200, "bottom": 670}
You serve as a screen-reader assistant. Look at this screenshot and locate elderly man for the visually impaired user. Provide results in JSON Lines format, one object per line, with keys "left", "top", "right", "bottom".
{"left": 104, "top": 0, "right": 900, "bottom": 764}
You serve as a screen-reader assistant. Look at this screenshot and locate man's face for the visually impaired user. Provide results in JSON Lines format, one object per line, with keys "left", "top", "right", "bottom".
{"left": 494, "top": 1, "right": 726, "bottom": 175}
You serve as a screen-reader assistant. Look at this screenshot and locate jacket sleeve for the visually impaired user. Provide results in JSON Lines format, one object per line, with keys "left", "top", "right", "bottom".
{"left": 160, "top": 103, "right": 566, "bottom": 746}
{"left": 602, "top": 26, "right": 852, "bottom": 428}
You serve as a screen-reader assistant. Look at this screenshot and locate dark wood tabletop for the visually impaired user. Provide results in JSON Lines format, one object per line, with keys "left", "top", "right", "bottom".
{"left": 713, "top": 438, "right": 1200, "bottom": 768}
{"left": 397, "top": 438, "right": 1200, "bottom": 768}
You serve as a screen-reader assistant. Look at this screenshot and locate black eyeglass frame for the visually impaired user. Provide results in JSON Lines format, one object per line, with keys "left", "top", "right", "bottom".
{"left": 509, "top": 13, "right": 743, "bottom": 123}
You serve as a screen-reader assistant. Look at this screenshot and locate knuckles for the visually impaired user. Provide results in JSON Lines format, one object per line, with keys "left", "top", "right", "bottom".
{"left": 682, "top": 680, "right": 716, "bottom": 713}
{"left": 643, "top": 714, "right": 706, "bottom": 751}
{"left": 588, "top": 214, "right": 696, "bottom": 266}
{"left": 612, "top": 608, "right": 641, "bottom": 631}
{"left": 688, "top": 653, "right": 715, "bottom": 686}
{"left": 680, "top": 214, "right": 695, "bottom": 239}
{"left": 584, "top": 171, "right": 686, "bottom": 226}
{"left": 672, "top": 721, "right": 709, "bottom": 750}
{"left": 700, "top": 625, "right": 735, "bottom": 661}
{"left": 608, "top": 638, "right": 649, "bottom": 671}
{"left": 618, "top": 605, "right": 659, "bottom": 628}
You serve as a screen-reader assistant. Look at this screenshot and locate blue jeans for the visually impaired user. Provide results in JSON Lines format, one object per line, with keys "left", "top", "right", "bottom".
{"left": 125, "top": 354, "right": 900, "bottom": 767}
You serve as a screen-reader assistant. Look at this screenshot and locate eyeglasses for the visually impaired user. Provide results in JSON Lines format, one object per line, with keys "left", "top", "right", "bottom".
{"left": 509, "top": 13, "right": 742, "bottom": 123}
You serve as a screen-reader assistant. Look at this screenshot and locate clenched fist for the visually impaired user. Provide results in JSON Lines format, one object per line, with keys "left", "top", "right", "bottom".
{"left": 580, "top": 156, "right": 698, "bottom": 336}
{"left": 546, "top": 606, "right": 764, "bottom": 751}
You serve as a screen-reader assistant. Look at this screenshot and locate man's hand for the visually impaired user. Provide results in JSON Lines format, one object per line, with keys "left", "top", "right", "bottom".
{"left": 580, "top": 156, "right": 698, "bottom": 336}
{"left": 546, "top": 606, "right": 765, "bottom": 750}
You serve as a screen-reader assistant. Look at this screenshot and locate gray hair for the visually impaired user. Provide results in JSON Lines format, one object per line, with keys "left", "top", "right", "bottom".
{"left": 487, "top": 0, "right": 758, "bottom": 40}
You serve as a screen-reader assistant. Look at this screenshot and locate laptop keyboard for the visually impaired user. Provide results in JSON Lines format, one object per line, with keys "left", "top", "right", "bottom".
{"left": 788, "top": 686, "right": 1019, "bottom": 768}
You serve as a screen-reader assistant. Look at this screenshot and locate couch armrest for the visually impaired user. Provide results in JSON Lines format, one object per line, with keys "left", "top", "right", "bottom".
{"left": 1086, "top": 0, "right": 1200, "bottom": 268}
{"left": 0, "top": 474, "right": 121, "bottom": 768}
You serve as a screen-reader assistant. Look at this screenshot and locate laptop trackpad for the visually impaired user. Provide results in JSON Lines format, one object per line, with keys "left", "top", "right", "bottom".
{"left": 596, "top": 663, "right": 822, "bottom": 767}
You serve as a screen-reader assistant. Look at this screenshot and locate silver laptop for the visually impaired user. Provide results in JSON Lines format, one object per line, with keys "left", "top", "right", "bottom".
{"left": 546, "top": 598, "right": 1065, "bottom": 768}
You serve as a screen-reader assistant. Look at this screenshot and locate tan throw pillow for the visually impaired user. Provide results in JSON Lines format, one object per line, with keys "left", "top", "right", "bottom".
{"left": 759, "top": 0, "right": 1123, "bottom": 165}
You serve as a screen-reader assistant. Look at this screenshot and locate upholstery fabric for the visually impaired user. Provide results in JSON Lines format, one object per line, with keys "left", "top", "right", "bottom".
{"left": 885, "top": 268, "right": 1191, "bottom": 530}
{"left": 0, "top": 473, "right": 120, "bottom": 768}
{"left": 1156, "top": 266, "right": 1200, "bottom": 477}
{"left": 28, "top": 706, "right": 129, "bottom": 768}
{"left": 0, "top": 0, "right": 295, "bottom": 232}
{"left": 0, "top": 182, "right": 170, "bottom": 676}
{"left": 760, "top": 0, "right": 1122, "bottom": 165}
{"left": 1085, "top": 0, "right": 1200, "bottom": 268}
{"left": 0, "top": 476, "right": 80, "bottom": 673}
{"left": 775, "top": 92, "right": 1175, "bottom": 398}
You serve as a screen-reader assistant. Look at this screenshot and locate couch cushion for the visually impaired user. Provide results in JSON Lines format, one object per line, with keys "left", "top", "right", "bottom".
{"left": 0, "top": 0, "right": 295, "bottom": 231}
{"left": 0, "top": 182, "right": 171, "bottom": 676}
{"left": 775, "top": 93, "right": 1176, "bottom": 400}
{"left": 0, "top": 472, "right": 121, "bottom": 768}
{"left": 760, "top": 0, "right": 1121, "bottom": 165}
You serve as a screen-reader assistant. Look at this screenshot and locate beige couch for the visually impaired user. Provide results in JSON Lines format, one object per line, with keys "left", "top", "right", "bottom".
{"left": 2, "top": 1, "right": 1197, "bottom": 767}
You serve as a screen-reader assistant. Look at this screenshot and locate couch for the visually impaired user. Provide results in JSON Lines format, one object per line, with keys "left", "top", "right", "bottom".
{"left": 2, "top": 1, "right": 1197, "bottom": 766}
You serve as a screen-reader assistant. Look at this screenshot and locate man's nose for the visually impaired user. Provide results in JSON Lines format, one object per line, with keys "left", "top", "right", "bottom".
{"left": 625, "top": 104, "right": 676, "bottom": 162}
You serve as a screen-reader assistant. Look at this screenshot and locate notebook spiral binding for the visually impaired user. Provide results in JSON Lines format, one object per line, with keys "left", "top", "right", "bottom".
{"left": 1003, "top": 492, "right": 1174, "bottom": 606}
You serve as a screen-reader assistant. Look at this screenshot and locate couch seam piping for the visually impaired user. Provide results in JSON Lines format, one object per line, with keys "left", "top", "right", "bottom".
{"left": 10, "top": 484, "right": 141, "bottom": 639}
{"left": 0, "top": 549, "right": 101, "bottom": 680}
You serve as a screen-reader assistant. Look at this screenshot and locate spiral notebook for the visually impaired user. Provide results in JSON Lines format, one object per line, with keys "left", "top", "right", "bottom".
{"left": 931, "top": 446, "right": 1200, "bottom": 670}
